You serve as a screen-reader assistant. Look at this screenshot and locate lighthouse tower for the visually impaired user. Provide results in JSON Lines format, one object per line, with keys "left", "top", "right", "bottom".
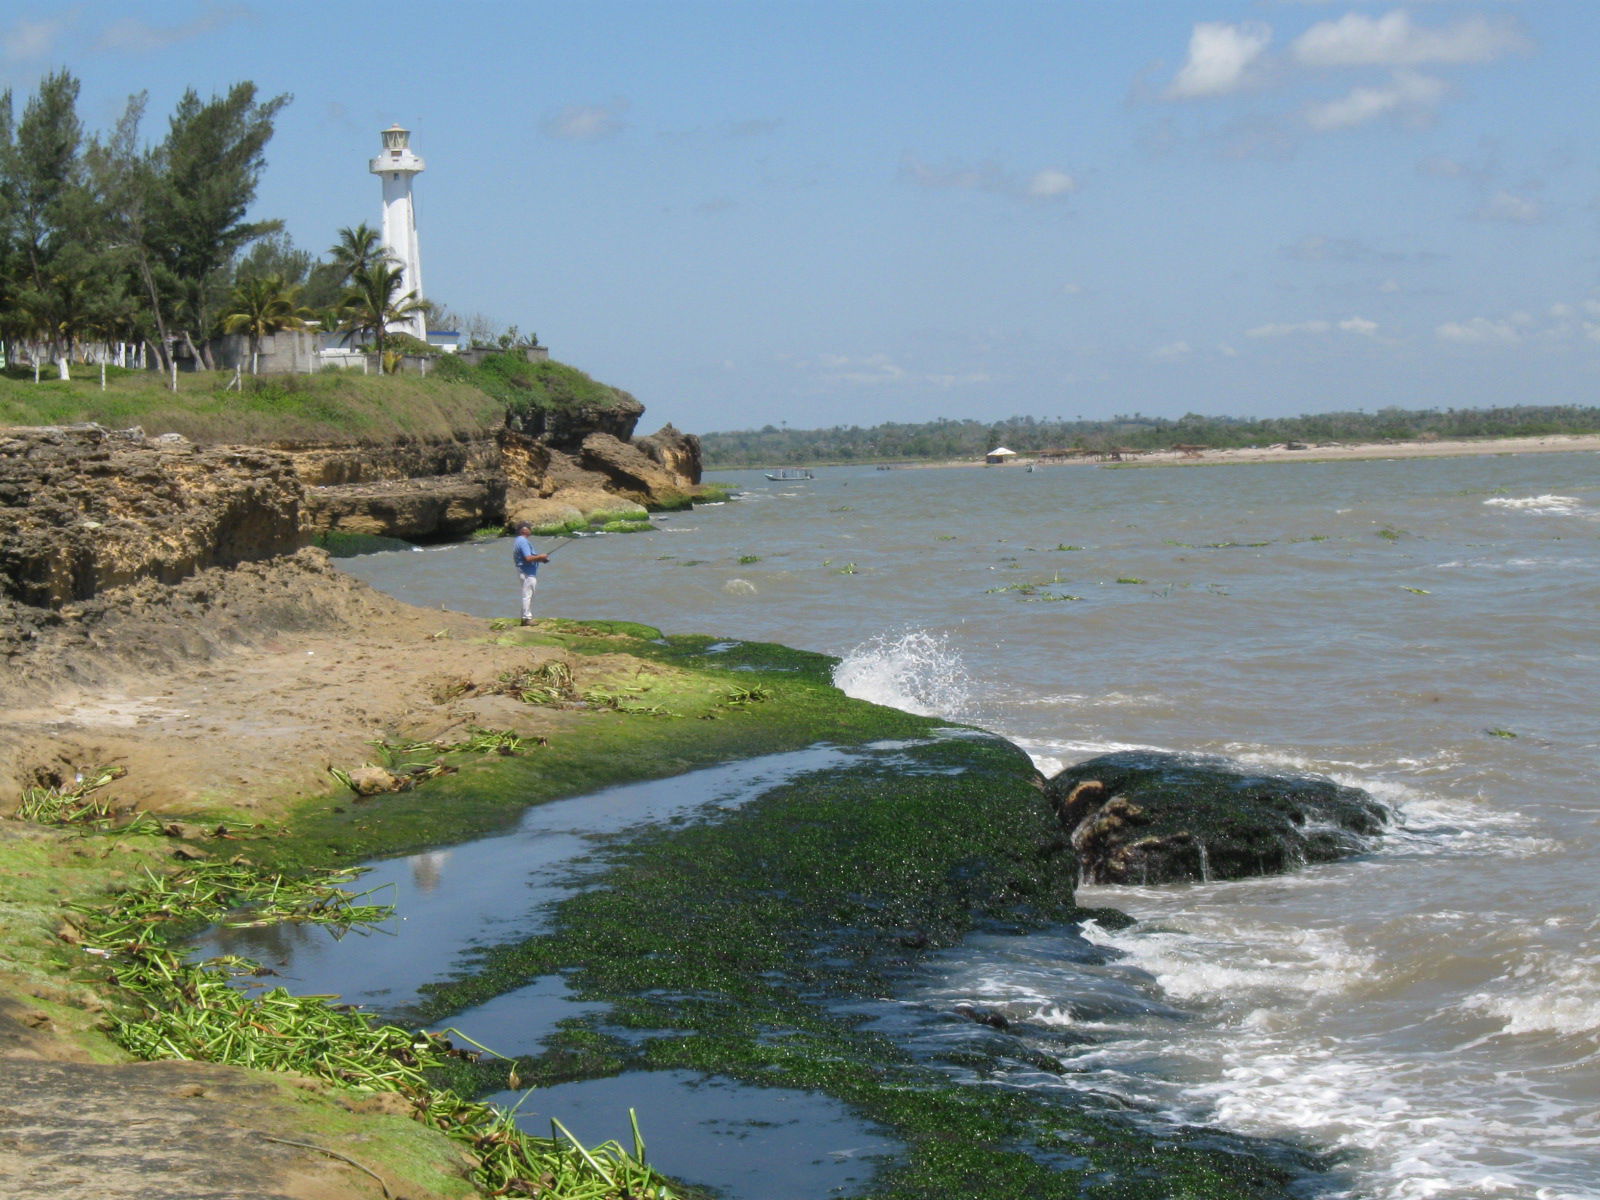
{"left": 369, "top": 124, "right": 427, "bottom": 342}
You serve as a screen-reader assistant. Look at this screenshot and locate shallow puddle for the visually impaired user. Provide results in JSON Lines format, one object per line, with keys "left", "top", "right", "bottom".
{"left": 487, "top": 1070, "right": 897, "bottom": 1200}
{"left": 194, "top": 744, "right": 874, "bottom": 1012}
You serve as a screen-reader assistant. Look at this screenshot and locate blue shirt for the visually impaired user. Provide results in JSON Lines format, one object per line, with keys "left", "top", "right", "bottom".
{"left": 513, "top": 534, "right": 540, "bottom": 576}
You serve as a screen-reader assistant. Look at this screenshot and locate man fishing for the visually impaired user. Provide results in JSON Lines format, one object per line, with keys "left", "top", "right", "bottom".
{"left": 512, "top": 523, "right": 550, "bottom": 625}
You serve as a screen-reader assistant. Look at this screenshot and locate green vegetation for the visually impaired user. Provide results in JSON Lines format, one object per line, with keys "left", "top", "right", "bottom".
{"left": 0, "top": 72, "right": 550, "bottom": 388}
{"left": 440, "top": 355, "right": 638, "bottom": 424}
{"left": 0, "top": 347, "right": 658, "bottom": 455}
{"left": 3, "top": 620, "right": 1331, "bottom": 1197}
{"left": 0, "top": 71, "right": 288, "bottom": 377}
{"left": 265, "top": 624, "right": 944, "bottom": 867}
{"left": 400, "top": 715, "right": 1317, "bottom": 1198}
{"left": 701, "top": 405, "right": 1600, "bottom": 467}
{"left": 985, "top": 578, "right": 1084, "bottom": 602}
{"left": 0, "top": 362, "right": 504, "bottom": 442}
{"left": 59, "top": 856, "right": 682, "bottom": 1200}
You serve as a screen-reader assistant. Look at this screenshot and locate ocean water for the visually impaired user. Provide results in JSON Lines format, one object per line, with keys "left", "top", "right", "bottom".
{"left": 339, "top": 453, "right": 1600, "bottom": 1200}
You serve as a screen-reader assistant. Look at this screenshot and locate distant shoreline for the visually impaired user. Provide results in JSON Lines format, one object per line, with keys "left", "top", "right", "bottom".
{"left": 901, "top": 434, "right": 1600, "bottom": 470}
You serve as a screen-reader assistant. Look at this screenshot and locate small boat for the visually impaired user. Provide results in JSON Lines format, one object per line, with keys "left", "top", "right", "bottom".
{"left": 765, "top": 469, "right": 814, "bottom": 481}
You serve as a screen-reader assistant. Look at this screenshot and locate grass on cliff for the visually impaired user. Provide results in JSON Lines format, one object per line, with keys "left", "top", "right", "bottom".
{"left": 436, "top": 355, "right": 636, "bottom": 422}
{"left": 0, "top": 358, "right": 626, "bottom": 446}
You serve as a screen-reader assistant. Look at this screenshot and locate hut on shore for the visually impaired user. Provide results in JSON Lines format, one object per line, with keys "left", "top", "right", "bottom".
{"left": 985, "top": 446, "right": 1018, "bottom": 465}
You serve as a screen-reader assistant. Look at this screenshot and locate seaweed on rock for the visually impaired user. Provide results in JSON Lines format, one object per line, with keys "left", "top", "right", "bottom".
{"left": 410, "top": 733, "right": 1331, "bottom": 1199}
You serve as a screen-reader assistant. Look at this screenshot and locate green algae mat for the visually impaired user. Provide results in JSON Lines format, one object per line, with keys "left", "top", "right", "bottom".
{"left": 254, "top": 627, "right": 1332, "bottom": 1199}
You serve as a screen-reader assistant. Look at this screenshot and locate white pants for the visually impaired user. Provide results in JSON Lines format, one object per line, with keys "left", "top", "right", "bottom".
{"left": 520, "top": 572, "right": 538, "bottom": 618}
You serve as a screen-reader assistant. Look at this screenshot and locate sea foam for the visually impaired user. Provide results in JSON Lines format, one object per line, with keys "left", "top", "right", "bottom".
{"left": 1484, "top": 494, "right": 1590, "bottom": 519}
{"left": 832, "top": 629, "right": 972, "bottom": 719}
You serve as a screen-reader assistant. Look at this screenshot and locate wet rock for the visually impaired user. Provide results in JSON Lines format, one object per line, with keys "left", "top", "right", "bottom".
{"left": 1043, "top": 750, "right": 1388, "bottom": 885}
{"left": 505, "top": 487, "right": 647, "bottom": 533}
{"left": 952, "top": 1003, "right": 1012, "bottom": 1030}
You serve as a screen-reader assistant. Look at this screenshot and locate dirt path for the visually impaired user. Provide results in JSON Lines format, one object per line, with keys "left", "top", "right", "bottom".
{"left": 0, "top": 551, "right": 583, "bottom": 820}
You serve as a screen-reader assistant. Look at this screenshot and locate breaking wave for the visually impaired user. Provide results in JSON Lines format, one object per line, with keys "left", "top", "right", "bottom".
{"left": 832, "top": 629, "right": 972, "bottom": 720}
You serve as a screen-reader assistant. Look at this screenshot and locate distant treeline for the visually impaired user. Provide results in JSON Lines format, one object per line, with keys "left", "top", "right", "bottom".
{"left": 701, "top": 405, "right": 1600, "bottom": 467}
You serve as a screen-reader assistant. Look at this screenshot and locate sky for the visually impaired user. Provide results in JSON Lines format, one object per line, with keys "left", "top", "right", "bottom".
{"left": 4, "top": 0, "right": 1597, "bottom": 434}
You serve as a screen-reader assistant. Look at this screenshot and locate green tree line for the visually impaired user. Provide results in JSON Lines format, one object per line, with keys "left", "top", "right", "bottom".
{"left": 0, "top": 71, "right": 291, "bottom": 376}
{"left": 0, "top": 71, "right": 505, "bottom": 382}
{"left": 701, "top": 405, "right": 1600, "bottom": 467}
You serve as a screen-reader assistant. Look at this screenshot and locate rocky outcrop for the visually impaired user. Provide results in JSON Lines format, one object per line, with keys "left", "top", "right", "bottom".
{"left": 577, "top": 432, "right": 696, "bottom": 509}
{"left": 292, "top": 424, "right": 702, "bottom": 540}
{"left": 1044, "top": 750, "right": 1388, "bottom": 885}
{"left": 0, "top": 547, "right": 394, "bottom": 709}
{"left": 0, "top": 425, "right": 304, "bottom": 609}
{"left": 635, "top": 424, "right": 703, "bottom": 486}
{"left": 281, "top": 436, "right": 500, "bottom": 487}
{"left": 302, "top": 473, "right": 506, "bottom": 540}
{"left": 500, "top": 425, "right": 702, "bottom": 527}
{"left": 504, "top": 488, "right": 646, "bottom": 534}
{"left": 503, "top": 390, "right": 645, "bottom": 450}
{"left": 2, "top": 384, "right": 708, "bottom": 608}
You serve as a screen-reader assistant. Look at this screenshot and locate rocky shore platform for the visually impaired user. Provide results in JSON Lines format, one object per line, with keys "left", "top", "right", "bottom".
{"left": 1, "top": 423, "right": 1345, "bottom": 1199}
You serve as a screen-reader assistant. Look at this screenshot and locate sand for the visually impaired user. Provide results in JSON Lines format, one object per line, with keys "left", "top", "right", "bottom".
{"left": 911, "top": 433, "right": 1600, "bottom": 469}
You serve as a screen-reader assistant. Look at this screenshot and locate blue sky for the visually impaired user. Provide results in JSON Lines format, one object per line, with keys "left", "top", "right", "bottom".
{"left": 5, "top": 1, "right": 1596, "bottom": 434}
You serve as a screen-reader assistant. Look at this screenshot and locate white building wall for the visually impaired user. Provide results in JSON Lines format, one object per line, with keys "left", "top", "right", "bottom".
{"left": 370, "top": 127, "right": 428, "bottom": 343}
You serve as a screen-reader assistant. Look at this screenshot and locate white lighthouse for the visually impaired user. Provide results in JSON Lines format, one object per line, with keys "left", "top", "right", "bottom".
{"left": 369, "top": 124, "right": 427, "bottom": 342}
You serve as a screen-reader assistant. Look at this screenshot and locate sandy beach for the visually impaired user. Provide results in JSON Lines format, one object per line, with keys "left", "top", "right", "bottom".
{"left": 912, "top": 433, "right": 1600, "bottom": 469}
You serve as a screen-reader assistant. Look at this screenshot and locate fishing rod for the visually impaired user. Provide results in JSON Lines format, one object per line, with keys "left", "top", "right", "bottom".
{"left": 540, "top": 536, "right": 578, "bottom": 558}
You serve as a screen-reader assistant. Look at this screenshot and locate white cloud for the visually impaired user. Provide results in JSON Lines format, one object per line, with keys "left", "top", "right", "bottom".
{"left": 900, "top": 157, "right": 1077, "bottom": 203}
{"left": 94, "top": 5, "right": 250, "bottom": 53}
{"left": 1436, "top": 318, "right": 1521, "bottom": 345}
{"left": 807, "top": 352, "right": 989, "bottom": 389}
{"left": 1026, "top": 169, "right": 1078, "bottom": 199}
{"left": 1245, "top": 317, "right": 1377, "bottom": 338}
{"left": 1246, "top": 320, "right": 1332, "bottom": 338}
{"left": 1151, "top": 341, "right": 1193, "bottom": 361}
{"left": 1379, "top": 279, "right": 1402, "bottom": 294}
{"left": 3, "top": 15, "right": 68, "bottom": 61}
{"left": 817, "top": 353, "right": 908, "bottom": 385}
{"left": 926, "top": 371, "right": 993, "bottom": 388}
{"left": 1474, "top": 190, "right": 1543, "bottom": 224}
{"left": 1164, "top": 21, "right": 1273, "bottom": 99}
{"left": 541, "top": 101, "right": 630, "bottom": 141}
{"left": 1435, "top": 301, "right": 1600, "bottom": 347}
{"left": 1304, "top": 70, "right": 1448, "bottom": 131}
{"left": 1291, "top": 11, "right": 1530, "bottom": 68}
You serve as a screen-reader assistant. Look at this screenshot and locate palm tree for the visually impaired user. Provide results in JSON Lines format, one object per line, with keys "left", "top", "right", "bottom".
{"left": 221, "top": 274, "right": 307, "bottom": 374}
{"left": 338, "top": 260, "right": 424, "bottom": 367}
{"left": 329, "top": 223, "right": 391, "bottom": 284}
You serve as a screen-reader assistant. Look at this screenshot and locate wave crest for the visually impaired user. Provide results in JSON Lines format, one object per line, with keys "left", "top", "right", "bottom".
{"left": 832, "top": 629, "right": 971, "bottom": 719}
